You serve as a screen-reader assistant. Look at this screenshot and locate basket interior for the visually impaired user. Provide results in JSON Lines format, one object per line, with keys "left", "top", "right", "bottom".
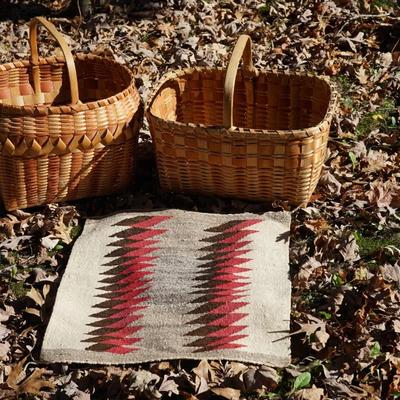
{"left": 0, "top": 56, "right": 132, "bottom": 107}
{"left": 150, "top": 70, "right": 332, "bottom": 130}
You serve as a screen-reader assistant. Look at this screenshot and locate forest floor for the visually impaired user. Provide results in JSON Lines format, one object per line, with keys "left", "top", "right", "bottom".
{"left": 0, "top": 0, "right": 400, "bottom": 399}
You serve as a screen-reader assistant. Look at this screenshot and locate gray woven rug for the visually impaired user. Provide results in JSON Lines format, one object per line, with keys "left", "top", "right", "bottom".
{"left": 41, "top": 209, "right": 291, "bottom": 366}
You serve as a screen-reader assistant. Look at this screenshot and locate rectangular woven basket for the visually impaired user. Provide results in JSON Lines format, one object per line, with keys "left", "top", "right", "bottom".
{"left": 0, "top": 17, "right": 143, "bottom": 211}
{"left": 146, "top": 35, "right": 338, "bottom": 206}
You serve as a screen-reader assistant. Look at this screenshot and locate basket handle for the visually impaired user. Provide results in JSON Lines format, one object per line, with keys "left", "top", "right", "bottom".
{"left": 29, "top": 17, "right": 80, "bottom": 105}
{"left": 223, "top": 35, "right": 254, "bottom": 129}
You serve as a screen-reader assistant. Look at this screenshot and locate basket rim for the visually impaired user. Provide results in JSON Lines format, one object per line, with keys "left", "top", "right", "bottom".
{"left": 146, "top": 67, "right": 338, "bottom": 139}
{"left": 0, "top": 53, "right": 138, "bottom": 115}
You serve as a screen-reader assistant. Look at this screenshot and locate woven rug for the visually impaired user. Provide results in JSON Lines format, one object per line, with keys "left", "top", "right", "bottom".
{"left": 41, "top": 209, "right": 291, "bottom": 366}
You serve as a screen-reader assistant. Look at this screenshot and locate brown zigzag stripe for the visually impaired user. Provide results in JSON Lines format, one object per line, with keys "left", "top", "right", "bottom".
{"left": 204, "top": 220, "right": 251, "bottom": 232}
{"left": 83, "top": 215, "right": 170, "bottom": 354}
{"left": 185, "top": 219, "right": 262, "bottom": 353}
{"left": 113, "top": 216, "right": 153, "bottom": 226}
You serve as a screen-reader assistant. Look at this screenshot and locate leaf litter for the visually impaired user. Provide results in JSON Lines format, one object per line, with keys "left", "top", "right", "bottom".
{"left": 0, "top": 0, "right": 399, "bottom": 398}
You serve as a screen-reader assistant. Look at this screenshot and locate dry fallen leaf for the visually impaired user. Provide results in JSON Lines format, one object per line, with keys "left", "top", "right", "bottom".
{"left": 6, "top": 356, "right": 28, "bottom": 390}
{"left": 18, "top": 368, "right": 55, "bottom": 395}
{"left": 158, "top": 376, "right": 179, "bottom": 395}
{"left": 0, "top": 341, "right": 10, "bottom": 361}
{"left": 0, "top": 305, "right": 15, "bottom": 322}
{"left": 40, "top": 236, "right": 59, "bottom": 250}
{"left": 129, "top": 369, "right": 160, "bottom": 392}
{"left": 0, "top": 324, "right": 11, "bottom": 340}
{"left": 193, "top": 359, "right": 217, "bottom": 383}
{"left": 0, "top": 235, "right": 32, "bottom": 250}
{"left": 243, "top": 366, "right": 279, "bottom": 392}
{"left": 26, "top": 287, "right": 45, "bottom": 307}
{"left": 63, "top": 381, "right": 91, "bottom": 400}
{"left": 226, "top": 362, "right": 248, "bottom": 376}
{"left": 289, "top": 315, "right": 330, "bottom": 351}
{"left": 294, "top": 385, "right": 325, "bottom": 400}
{"left": 319, "top": 170, "right": 342, "bottom": 196}
{"left": 210, "top": 387, "right": 241, "bottom": 400}
{"left": 381, "top": 263, "right": 400, "bottom": 288}
{"left": 356, "top": 65, "right": 368, "bottom": 84}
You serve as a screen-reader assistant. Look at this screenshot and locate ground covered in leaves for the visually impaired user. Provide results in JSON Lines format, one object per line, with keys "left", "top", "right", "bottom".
{"left": 0, "top": 0, "right": 400, "bottom": 399}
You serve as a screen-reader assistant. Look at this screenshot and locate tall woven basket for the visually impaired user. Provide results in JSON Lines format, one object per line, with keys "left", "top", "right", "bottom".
{"left": 0, "top": 17, "right": 142, "bottom": 211}
{"left": 147, "top": 35, "right": 337, "bottom": 206}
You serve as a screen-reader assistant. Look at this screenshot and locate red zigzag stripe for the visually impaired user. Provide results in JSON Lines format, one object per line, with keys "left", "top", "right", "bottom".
{"left": 186, "top": 219, "right": 261, "bottom": 352}
{"left": 82, "top": 215, "right": 170, "bottom": 354}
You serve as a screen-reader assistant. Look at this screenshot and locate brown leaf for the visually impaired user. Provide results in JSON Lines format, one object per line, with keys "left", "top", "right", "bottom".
{"left": 159, "top": 22, "right": 175, "bottom": 38}
{"left": 193, "top": 359, "right": 217, "bottom": 383}
{"left": 393, "top": 319, "right": 400, "bottom": 333}
{"left": 226, "top": 362, "right": 248, "bottom": 376}
{"left": 243, "top": 368, "right": 257, "bottom": 392}
{"left": 0, "top": 211, "right": 30, "bottom": 237}
{"left": 6, "top": 356, "right": 28, "bottom": 389}
{"left": 0, "top": 341, "right": 10, "bottom": 361}
{"left": 11, "top": 210, "right": 32, "bottom": 219}
{"left": 363, "top": 150, "right": 390, "bottom": 173}
{"left": 30, "top": 268, "right": 52, "bottom": 283}
{"left": 24, "top": 308, "right": 41, "bottom": 318}
{"left": 0, "top": 324, "right": 11, "bottom": 340}
{"left": 0, "top": 389, "right": 16, "bottom": 400}
{"left": 40, "top": 236, "right": 60, "bottom": 250}
{"left": 18, "top": 369, "right": 55, "bottom": 395}
{"left": 0, "top": 235, "right": 32, "bottom": 250}
{"left": 290, "top": 316, "right": 330, "bottom": 351}
{"left": 296, "top": 257, "right": 322, "bottom": 285}
{"left": 0, "top": 217, "right": 15, "bottom": 236}
{"left": 158, "top": 376, "right": 179, "bottom": 395}
{"left": 52, "top": 217, "right": 73, "bottom": 244}
{"left": 0, "top": 305, "right": 15, "bottom": 322}
{"left": 129, "top": 369, "right": 160, "bottom": 391}
{"left": 312, "top": 329, "right": 330, "bottom": 351}
{"left": 63, "top": 382, "right": 91, "bottom": 400}
{"left": 43, "top": 284, "right": 50, "bottom": 299}
{"left": 154, "top": 361, "right": 171, "bottom": 371}
{"left": 195, "top": 376, "right": 209, "bottom": 395}
{"left": 243, "top": 366, "right": 279, "bottom": 392}
{"left": 366, "top": 180, "right": 398, "bottom": 208}
{"left": 351, "top": 141, "right": 367, "bottom": 158}
{"left": 210, "top": 387, "right": 241, "bottom": 400}
{"left": 381, "top": 263, "right": 400, "bottom": 287}
{"left": 377, "top": 52, "right": 392, "bottom": 68}
{"left": 324, "top": 379, "right": 366, "bottom": 398}
{"left": 355, "top": 66, "right": 368, "bottom": 84}
{"left": 26, "top": 287, "right": 45, "bottom": 307}
{"left": 293, "top": 385, "right": 325, "bottom": 400}
{"left": 290, "top": 316, "right": 326, "bottom": 337}
{"left": 304, "top": 219, "right": 330, "bottom": 234}
{"left": 339, "top": 236, "right": 360, "bottom": 263}
{"left": 257, "top": 366, "right": 279, "bottom": 388}
{"left": 319, "top": 170, "right": 342, "bottom": 196}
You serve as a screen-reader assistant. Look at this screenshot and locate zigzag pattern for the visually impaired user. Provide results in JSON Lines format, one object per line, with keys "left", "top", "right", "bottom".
{"left": 186, "top": 219, "right": 261, "bottom": 352}
{"left": 82, "top": 215, "right": 170, "bottom": 354}
{"left": 0, "top": 124, "right": 132, "bottom": 157}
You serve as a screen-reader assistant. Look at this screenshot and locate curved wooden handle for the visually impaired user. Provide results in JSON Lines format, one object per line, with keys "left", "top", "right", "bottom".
{"left": 29, "top": 17, "right": 80, "bottom": 104}
{"left": 223, "top": 35, "right": 254, "bottom": 129}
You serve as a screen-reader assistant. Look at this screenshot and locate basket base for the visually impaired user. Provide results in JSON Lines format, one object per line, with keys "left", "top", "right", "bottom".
{"left": 0, "top": 140, "right": 137, "bottom": 211}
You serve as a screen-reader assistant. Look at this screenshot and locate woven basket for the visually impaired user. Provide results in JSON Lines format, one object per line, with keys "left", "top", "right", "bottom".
{"left": 0, "top": 17, "right": 142, "bottom": 211}
{"left": 146, "top": 35, "right": 338, "bottom": 206}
